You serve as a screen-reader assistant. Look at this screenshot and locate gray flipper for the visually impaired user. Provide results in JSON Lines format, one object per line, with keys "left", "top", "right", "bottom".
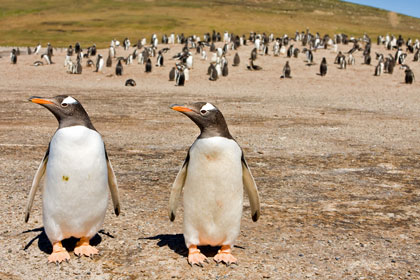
{"left": 169, "top": 152, "right": 190, "bottom": 221}
{"left": 106, "top": 150, "right": 121, "bottom": 216}
{"left": 25, "top": 147, "right": 49, "bottom": 222}
{"left": 241, "top": 154, "right": 261, "bottom": 222}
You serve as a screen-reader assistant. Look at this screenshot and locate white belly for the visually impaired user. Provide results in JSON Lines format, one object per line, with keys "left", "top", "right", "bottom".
{"left": 43, "top": 126, "right": 108, "bottom": 242}
{"left": 183, "top": 137, "right": 243, "bottom": 247}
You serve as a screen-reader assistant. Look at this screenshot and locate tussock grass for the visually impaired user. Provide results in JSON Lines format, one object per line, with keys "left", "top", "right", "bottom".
{"left": 1, "top": 0, "right": 419, "bottom": 48}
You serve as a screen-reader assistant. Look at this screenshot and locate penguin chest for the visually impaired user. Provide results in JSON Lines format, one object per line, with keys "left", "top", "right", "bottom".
{"left": 43, "top": 126, "right": 108, "bottom": 227}
{"left": 183, "top": 137, "right": 244, "bottom": 244}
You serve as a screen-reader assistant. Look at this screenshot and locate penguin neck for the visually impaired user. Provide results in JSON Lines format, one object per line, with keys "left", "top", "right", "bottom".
{"left": 197, "top": 123, "right": 233, "bottom": 140}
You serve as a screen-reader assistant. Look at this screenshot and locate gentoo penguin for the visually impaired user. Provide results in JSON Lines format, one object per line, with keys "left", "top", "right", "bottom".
{"left": 106, "top": 53, "right": 112, "bottom": 67}
{"left": 404, "top": 66, "right": 415, "bottom": 84}
{"left": 95, "top": 54, "right": 104, "bottom": 72}
{"left": 125, "top": 79, "right": 136, "bottom": 86}
{"left": 34, "top": 43, "right": 41, "bottom": 55}
{"left": 116, "top": 59, "right": 123, "bottom": 76}
{"left": 145, "top": 58, "right": 152, "bottom": 73}
{"left": 209, "top": 63, "right": 218, "bottom": 81}
{"left": 75, "top": 42, "right": 81, "bottom": 54}
{"left": 41, "top": 53, "right": 52, "bottom": 65}
{"left": 175, "top": 65, "right": 185, "bottom": 86}
{"left": 320, "top": 57, "right": 327, "bottom": 76}
{"left": 27, "top": 46, "right": 32, "bottom": 55}
{"left": 10, "top": 49, "right": 17, "bottom": 64}
{"left": 25, "top": 96, "right": 120, "bottom": 263}
{"left": 232, "top": 53, "right": 240, "bottom": 66}
{"left": 222, "top": 62, "right": 228, "bottom": 77}
{"left": 86, "top": 59, "right": 94, "bottom": 68}
{"left": 90, "top": 44, "right": 97, "bottom": 56}
{"left": 280, "top": 61, "right": 291, "bottom": 78}
{"left": 156, "top": 51, "right": 164, "bottom": 67}
{"left": 76, "top": 57, "right": 82, "bottom": 74}
{"left": 169, "top": 66, "right": 176, "bottom": 81}
{"left": 169, "top": 102, "right": 260, "bottom": 266}
{"left": 250, "top": 48, "right": 257, "bottom": 61}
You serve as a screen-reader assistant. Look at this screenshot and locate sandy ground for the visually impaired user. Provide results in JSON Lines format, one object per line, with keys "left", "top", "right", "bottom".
{"left": 0, "top": 40, "right": 419, "bottom": 279}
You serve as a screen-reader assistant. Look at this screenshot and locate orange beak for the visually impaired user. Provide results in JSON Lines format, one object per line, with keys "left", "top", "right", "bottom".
{"left": 171, "top": 105, "right": 193, "bottom": 112}
{"left": 29, "top": 97, "right": 54, "bottom": 105}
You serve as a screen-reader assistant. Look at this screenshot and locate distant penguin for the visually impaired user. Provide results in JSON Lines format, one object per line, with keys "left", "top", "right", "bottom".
{"left": 116, "top": 59, "right": 123, "bottom": 76}
{"left": 95, "top": 54, "right": 104, "bottom": 72}
{"left": 76, "top": 57, "right": 82, "bottom": 74}
{"left": 320, "top": 57, "right": 327, "bottom": 76}
{"left": 175, "top": 66, "right": 185, "bottom": 86}
{"left": 90, "top": 44, "right": 97, "bottom": 56}
{"left": 34, "top": 43, "right": 41, "bottom": 55}
{"left": 169, "top": 66, "right": 176, "bottom": 81}
{"left": 41, "top": 54, "right": 52, "bottom": 65}
{"left": 86, "top": 59, "right": 94, "bottom": 67}
{"left": 250, "top": 48, "right": 257, "bottom": 61}
{"left": 293, "top": 48, "right": 300, "bottom": 58}
{"left": 281, "top": 61, "right": 291, "bottom": 78}
{"left": 27, "top": 46, "right": 32, "bottom": 55}
{"left": 10, "top": 49, "right": 17, "bottom": 64}
{"left": 156, "top": 51, "right": 164, "bottom": 67}
{"left": 364, "top": 53, "right": 371, "bottom": 65}
{"left": 232, "top": 53, "right": 240, "bottom": 66}
{"left": 47, "top": 43, "right": 53, "bottom": 57}
{"left": 125, "top": 79, "right": 136, "bottom": 86}
{"left": 222, "top": 62, "right": 228, "bottom": 77}
{"left": 26, "top": 95, "right": 120, "bottom": 263}
{"left": 106, "top": 53, "right": 112, "bottom": 67}
{"left": 247, "top": 59, "right": 262, "bottom": 71}
{"left": 169, "top": 102, "right": 260, "bottom": 266}
{"left": 209, "top": 64, "right": 218, "bottom": 81}
{"left": 405, "top": 67, "right": 415, "bottom": 84}
{"left": 75, "top": 42, "right": 81, "bottom": 54}
{"left": 145, "top": 58, "right": 152, "bottom": 72}
{"left": 33, "top": 61, "right": 44, "bottom": 67}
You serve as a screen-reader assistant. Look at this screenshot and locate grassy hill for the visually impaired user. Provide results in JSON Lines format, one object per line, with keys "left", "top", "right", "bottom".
{"left": 1, "top": 0, "right": 419, "bottom": 48}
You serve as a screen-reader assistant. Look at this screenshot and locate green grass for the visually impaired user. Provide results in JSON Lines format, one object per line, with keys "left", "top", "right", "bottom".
{"left": 0, "top": 0, "right": 419, "bottom": 48}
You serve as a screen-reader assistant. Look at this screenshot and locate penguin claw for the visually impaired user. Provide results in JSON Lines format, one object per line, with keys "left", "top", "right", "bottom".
{"left": 213, "top": 246, "right": 237, "bottom": 266}
{"left": 48, "top": 251, "right": 70, "bottom": 264}
{"left": 187, "top": 251, "right": 207, "bottom": 266}
{"left": 74, "top": 244, "right": 99, "bottom": 258}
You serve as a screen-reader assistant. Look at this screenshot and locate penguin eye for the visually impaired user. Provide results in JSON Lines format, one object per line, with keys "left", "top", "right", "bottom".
{"left": 61, "top": 102, "right": 68, "bottom": 107}
{"left": 200, "top": 109, "right": 207, "bottom": 115}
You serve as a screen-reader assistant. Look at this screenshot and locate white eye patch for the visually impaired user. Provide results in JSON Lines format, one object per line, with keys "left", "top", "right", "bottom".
{"left": 62, "top": 96, "right": 78, "bottom": 105}
{"left": 201, "top": 103, "right": 216, "bottom": 111}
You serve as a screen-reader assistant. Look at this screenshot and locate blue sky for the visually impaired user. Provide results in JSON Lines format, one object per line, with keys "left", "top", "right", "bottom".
{"left": 343, "top": 0, "right": 420, "bottom": 18}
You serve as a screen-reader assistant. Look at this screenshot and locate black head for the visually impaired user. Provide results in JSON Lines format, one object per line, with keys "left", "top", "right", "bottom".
{"left": 170, "top": 102, "right": 233, "bottom": 139}
{"left": 29, "top": 95, "right": 95, "bottom": 130}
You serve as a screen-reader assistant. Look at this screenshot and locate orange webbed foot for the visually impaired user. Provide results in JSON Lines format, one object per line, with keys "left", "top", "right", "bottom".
{"left": 214, "top": 245, "right": 237, "bottom": 266}
{"left": 48, "top": 242, "right": 70, "bottom": 264}
{"left": 74, "top": 237, "right": 99, "bottom": 258}
{"left": 188, "top": 245, "right": 207, "bottom": 266}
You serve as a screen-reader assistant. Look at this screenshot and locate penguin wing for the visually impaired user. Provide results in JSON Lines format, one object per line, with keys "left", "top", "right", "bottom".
{"left": 241, "top": 154, "right": 261, "bottom": 222}
{"left": 25, "top": 147, "right": 49, "bottom": 222}
{"left": 106, "top": 150, "right": 121, "bottom": 216}
{"left": 169, "top": 152, "right": 189, "bottom": 221}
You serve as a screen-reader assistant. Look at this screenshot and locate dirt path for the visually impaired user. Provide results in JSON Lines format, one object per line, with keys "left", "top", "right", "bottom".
{"left": 0, "top": 41, "right": 419, "bottom": 279}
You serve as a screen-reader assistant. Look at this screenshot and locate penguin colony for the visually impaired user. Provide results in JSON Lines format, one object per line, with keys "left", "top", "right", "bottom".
{"left": 13, "top": 31, "right": 418, "bottom": 85}
{"left": 12, "top": 29, "right": 418, "bottom": 266}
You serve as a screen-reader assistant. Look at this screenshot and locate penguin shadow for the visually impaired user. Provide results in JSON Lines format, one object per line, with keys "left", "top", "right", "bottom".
{"left": 142, "top": 234, "right": 245, "bottom": 258}
{"left": 22, "top": 227, "right": 112, "bottom": 254}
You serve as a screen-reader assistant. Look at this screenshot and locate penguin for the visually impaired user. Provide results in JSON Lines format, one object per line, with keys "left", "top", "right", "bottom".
{"left": 175, "top": 65, "right": 185, "bottom": 86}
{"left": 90, "top": 44, "right": 97, "bottom": 56}
{"left": 86, "top": 59, "right": 94, "bottom": 67}
{"left": 169, "top": 66, "right": 176, "bottom": 81}
{"left": 169, "top": 102, "right": 260, "bottom": 266}
{"left": 34, "top": 43, "right": 41, "bottom": 55}
{"left": 404, "top": 66, "right": 415, "bottom": 84}
{"left": 280, "top": 61, "right": 291, "bottom": 78}
{"left": 250, "top": 48, "right": 257, "bottom": 61}
{"left": 16, "top": 47, "right": 21, "bottom": 56}
{"left": 75, "top": 42, "right": 81, "bottom": 54}
{"left": 10, "top": 49, "right": 17, "bottom": 64}
{"left": 106, "top": 53, "right": 112, "bottom": 67}
{"left": 33, "top": 61, "right": 44, "bottom": 67}
{"left": 25, "top": 95, "right": 120, "bottom": 263}
{"left": 27, "top": 46, "right": 32, "bottom": 55}
{"left": 320, "top": 57, "right": 327, "bottom": 76}
{"left": 41, "top": 53, "right": 52, "bottom": 65}
{"left": 222, "top": 62, "right": 228, "bottom": 77}
{"left": 293, "top": 48, "right": 300, "bottom": 58}
{"left": 76, "top": 57, "right": 82, "bottom": 74}
{"left": 95, "top": 54, "right": 104, "bottom": 72}
{"left": 145, "top": 58, "right": 152, "bottom": 73}
{"left": 156, "top": 51, "right": 164, "bottom": 67}
{"left": 232, "top": 53, "right": 240, "bottom": 66}
{"left": 247, "top": 59, "right": 262, "bottom": 71}
{"left": 116, "top": 59, "right": 123, "bottom": 76}
{"left": 125, "top": 79, "right": 136, "bottom": 86}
